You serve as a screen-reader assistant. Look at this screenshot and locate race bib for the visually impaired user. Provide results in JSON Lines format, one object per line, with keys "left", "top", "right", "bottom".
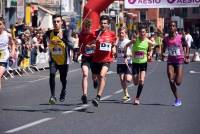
{"left": 134, "top": 51, "right": 144, "bottom": 59}
{"left": 117, "top": 49, "right": 125, "bottom": 58}
{"left": 85, "top": 47, "right": 94, "bottom": 54}
{"left": 168, "top": 46, "right": 181, "bottom": 56}
{"left": 118, "top": 49, "right": 125, "bottom": 54}
{"left": 100, "top": 42, "right": 111, "bottom": 51}
{"left": 51, "top": 46, "right": 63, "bottom": 55}
{"left": 0, "top": 50, "right": 6, "bottom": 60}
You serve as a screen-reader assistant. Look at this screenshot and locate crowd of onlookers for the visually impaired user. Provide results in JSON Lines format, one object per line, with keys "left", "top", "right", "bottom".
{"left": 8, "top": 24, "right": 46, "bottom": 69}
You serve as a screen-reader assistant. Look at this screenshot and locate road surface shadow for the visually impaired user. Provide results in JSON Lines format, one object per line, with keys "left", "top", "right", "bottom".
{"left": 1, "top": 102, "right": 84, "bottom": 113}
{"left": 101, "top": 99, "right": 132, "bottom": 105}
{"left": 139, "top": 103, "right": 171, "bottom": 107}
{"left": 100, "top": 99, "right": 171, "bottom": 107}
{"left": 40, "top": 103, "right": 82, "bottom": 107}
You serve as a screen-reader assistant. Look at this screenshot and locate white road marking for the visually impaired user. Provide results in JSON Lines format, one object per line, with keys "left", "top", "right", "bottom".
{"left": 190, "top": 70, "right": 200, "bottom": 74}
{"left": 62, "top": 110, "right": 74, "bottom": 114}
{"left": 28, "top": 77, "right": 48, "bottom": 83}
{"left": 73, "top": 104, "right": 90, "bottom": 111}
{"left": 101, "top": 95, "right": 113, "bottom": 100}
{"left": 114, "top": 89, "right": 123, "bottom": 94}
{"left": 5, "top": 117, "right": 54, "bottom": 133}
{"left": 107, "top": 71, "right": 117, "bottom": 74}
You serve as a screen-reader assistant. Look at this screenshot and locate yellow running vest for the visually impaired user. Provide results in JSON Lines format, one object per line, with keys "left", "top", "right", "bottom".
{"left": 49, "top": 31, "right": 67, "bottom": 65}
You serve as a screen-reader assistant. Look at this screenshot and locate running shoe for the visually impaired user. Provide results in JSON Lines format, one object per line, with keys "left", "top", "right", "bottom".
{"left": 92, "top": 97, "right": 100, "bottom": 107}
{"left": 173, "top": 99, "right": 182, "bottom": 107}
{"left": 93, "top": 80, "right": 98, "bottom": 89}
{"left": 81, "top": 95, "right": 88, "bottom": 104}
{"left": 133, "top": 98, "right": 140, "bottom": 105}
{"left": 59, "top": 90, "right": 66, "bottom": 102}
{"left": 122, "top": 95, "right": 131, "bottom": 102}
{"left": 49, "top": 96, "right": 57, "bottom": 105}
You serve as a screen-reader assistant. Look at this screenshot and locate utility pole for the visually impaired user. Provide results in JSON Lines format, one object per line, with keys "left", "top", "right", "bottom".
{"left": 60, "top": 0, "right": 62, "bottom": 16}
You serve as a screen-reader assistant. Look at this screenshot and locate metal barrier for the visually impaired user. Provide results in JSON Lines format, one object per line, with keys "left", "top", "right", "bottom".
{"left": 3, "top": 51, "right": 49, "bottom": 79}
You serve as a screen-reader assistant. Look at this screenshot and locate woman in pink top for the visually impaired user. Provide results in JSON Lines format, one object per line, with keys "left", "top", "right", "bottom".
{"left": 162, "top": 21, "right": 189, "bottom": 107}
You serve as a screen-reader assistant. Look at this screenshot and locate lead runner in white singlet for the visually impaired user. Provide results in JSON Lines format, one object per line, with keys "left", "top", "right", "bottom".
{"left": 0, "top": 17, "right": 16, "bottom": 90}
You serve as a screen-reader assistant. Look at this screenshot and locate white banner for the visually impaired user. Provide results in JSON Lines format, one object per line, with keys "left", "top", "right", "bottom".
{"left": 125, "top": 0, "right": 200, "bottom": 9}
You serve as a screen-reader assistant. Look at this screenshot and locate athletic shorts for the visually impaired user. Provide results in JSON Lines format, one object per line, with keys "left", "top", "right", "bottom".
{"left": 132, "top": 62, "right": 147, "bottom": 75}
{"left": 117, "top": 64, "right": 132, "bottom": 75}
{"left": 49, "top": 61, "right": 69, "bottom": 74}
{"left": 81, "top": 55, "right": 93, "bottom": 68}
{"left": 91, "top": 62, "right": 110, "bottom": 75}
{"left": 167, "top": 62, "right": 183, "bottom": 69}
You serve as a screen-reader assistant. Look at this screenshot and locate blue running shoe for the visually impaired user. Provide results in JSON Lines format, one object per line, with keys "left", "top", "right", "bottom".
{"left": 174, "top": 99, "right": 182, "bottom": 107}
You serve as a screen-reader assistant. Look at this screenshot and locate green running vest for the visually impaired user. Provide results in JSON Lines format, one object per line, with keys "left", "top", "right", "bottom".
{"left": 132, "top": 37, "right": 148, "bottom": 64}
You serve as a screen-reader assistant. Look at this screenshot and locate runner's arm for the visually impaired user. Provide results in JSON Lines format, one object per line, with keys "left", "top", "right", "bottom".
{"left": 42, "top": 30, "right": 51, "bottom": 50}
{"left": 62, "top": 29, "right": 74, "bottom": 49}
{"left": 161, "top": 39, "right": 166, "bottom": 61}
{"left": 182, "top": 37, "right": 190, "bottom": 59}
{"left": 8, "top": 33, "right": 16, "bottom": 58}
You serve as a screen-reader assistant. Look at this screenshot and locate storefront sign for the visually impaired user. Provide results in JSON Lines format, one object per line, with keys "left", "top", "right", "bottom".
{"left": 125, "top": 0, "right": 200, "bottom": 8}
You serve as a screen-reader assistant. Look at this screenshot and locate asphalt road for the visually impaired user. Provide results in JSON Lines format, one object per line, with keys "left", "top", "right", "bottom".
{"left": 0, "top": 61, "right": 200, "bottom": 134}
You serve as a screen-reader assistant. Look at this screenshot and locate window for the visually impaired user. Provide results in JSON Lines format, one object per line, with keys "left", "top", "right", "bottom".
{"left": 182, "top": 8, "right": 187, "bottom": 17}
{"left": 140, "top": 11, "right": 146, "bottom": 22}
{"left": 192, "top": 7, "right": 200, "bottom": 14}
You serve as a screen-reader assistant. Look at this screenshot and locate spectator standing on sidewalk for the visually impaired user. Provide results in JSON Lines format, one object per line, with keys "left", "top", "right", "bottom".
{"left": 43, "top": 14, "right": 74, "bottom": 104}
{"left": 185, "top": 29, "right": 193, "bottom": 63}
{"left": 71, "top": 32, "right": 79, "bottom": 62}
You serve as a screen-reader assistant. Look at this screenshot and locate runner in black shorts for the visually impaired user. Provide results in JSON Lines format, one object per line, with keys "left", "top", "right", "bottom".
{"left": 79, "top": 20, "right": 98, "bottom": 104}
{"left": 125, "top": 25, "right": 155, "bottom": 105}
{"left": 116, "top": 26, "right": 132, "bottom": 102}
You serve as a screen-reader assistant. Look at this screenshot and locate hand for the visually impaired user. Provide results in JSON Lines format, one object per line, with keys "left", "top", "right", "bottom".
{"left": 90, "top": 43, "right": 96, "bottom": 49}
{"left": 10, "top": 51, "right": 15, "bottom": 58}
{"left": 184, "top": 57, "right": 190, "bottom": 64}
{"left": 124, "top": 58, "right": 128, "bottom": 65}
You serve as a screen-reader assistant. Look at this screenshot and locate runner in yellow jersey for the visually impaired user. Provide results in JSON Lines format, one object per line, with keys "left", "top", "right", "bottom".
{"left": 43, "top": 14, "right": 74, "bottom": 104}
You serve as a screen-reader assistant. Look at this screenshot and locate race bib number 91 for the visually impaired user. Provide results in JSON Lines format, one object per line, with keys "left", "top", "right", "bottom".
{"left": 100, "top": 42, "right": 111, "bottom": 51}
